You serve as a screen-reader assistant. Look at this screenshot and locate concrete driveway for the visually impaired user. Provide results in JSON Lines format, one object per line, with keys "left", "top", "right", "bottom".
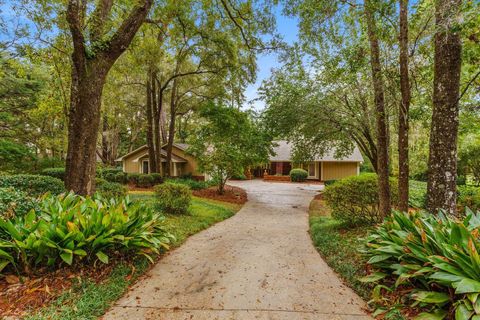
{"left": 103, "top": 180, "right": 371, "bottom": 320}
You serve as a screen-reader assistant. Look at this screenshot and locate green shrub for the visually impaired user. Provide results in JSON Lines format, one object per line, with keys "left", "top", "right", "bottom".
{"left": 290, "top": 168, "right": 308, "bottom": 182}
{"left": 149, "top": 173, "right": 163, "bottom": 185}
{"left": 96, "top": 180, "right": 127, "bottom": 199}
{"left": 231, "top": 173, "right": 247, "bottom": 180}
{"left": 362, "top": 210, "right": 480, "bottom": 318}
{"left": 137, "top": 174, "right": 155, "bottom": 188}
{"left": 323, "top": 173, "right": 398, "bottom": 226}
{"left": 113, "top": 172, "right": 127, "bottom": 184}
{"left": 0, "top": 193, "right": 174, "bottom": 273}
{"left": 0, "top": 188, "right": 40, "bottom": 218}
{"left": 41, "top": 167, "right": 66, "bottom": 181}
{"left": 0, "top": 174, "right": 65, "bottom": 197}
{"left": 166, "top": 178, "right": 209, "bottom": 190}
{"left": 408, "top": 180, "right": 427, "bottom": 209}
{"left": 458, "top": 185, "right": 480, "bottom": 212}
{"left": 324, "top": 179, "right": 337, "bottom": 186}
{"left": 154, "top": 182, "right": 192, "bottom": 214}
{"left": 127, "top": 173, "right": 140, "bottom": 185}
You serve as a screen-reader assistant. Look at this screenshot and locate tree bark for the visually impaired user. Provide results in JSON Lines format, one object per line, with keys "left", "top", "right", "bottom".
{"left": 165, "top": 78, "right": 178, "bottom": 177}
{"left": 153, "top": 76, "right": 163, "bottom": 174}
{"left": 426, "top": 0, "right": 462, "bottom": 214}
{"left": 398, "top": 0, "right": 410, "bottom": 212}
{"left": 65, "top": 0, "right": 153, "bottom": 195}
{"left": 364, "top": 0, "right": 391, "bottom": 217}
{"left": 146, "top": 71, "right": 157, "bottom": 173}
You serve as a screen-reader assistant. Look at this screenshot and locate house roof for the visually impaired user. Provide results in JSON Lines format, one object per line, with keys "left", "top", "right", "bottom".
{"left": 269, "top": 140, "right": 364, "bottom": 162}
{"left": 133, "top": 149, "right": 187, "bottom": 163}
{"left": 115, "top": 143, "right": 190, "bottom": 162}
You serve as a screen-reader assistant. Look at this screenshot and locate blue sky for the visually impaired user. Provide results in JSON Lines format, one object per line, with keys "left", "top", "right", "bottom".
{"left": 245, "top": 10, "right": 299, "bottom": 110}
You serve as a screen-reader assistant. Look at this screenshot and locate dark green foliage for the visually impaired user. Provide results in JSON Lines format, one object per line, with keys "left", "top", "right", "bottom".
{"left": 323, "top": 173, "right": 398, "bottom": 226}
{"left": 127, "top": 173, "right": 140, "bottom": 185}
{"left": 324, "top": 179, "right": 337, "bottom": 186}
{"left": 0, "top": 188, "right": 40, "bottom": 218}
{"left": 154, "top": 182, "right": 192, "bottom": 214}
{"left": 0, "top": 193, "right": 174, "bottom": 273}
{"left": 290, "top": 168, "right": 308, "bottom": 182}
{"left": 363, "top": 210, "right": 480, "bottom": 318}
{"left": 0, "top": 140, "right": 36, "bottom": 173}
{"left": 456, "top": 175, "right": 467, "bottom": 185}
{"left": 137, "top": 174, "right": 155, "bottom": 188}
{"left": 408, "top": 180, "right": 427, "bottom": 209}
{"left": 113, "top": 172, "right": 127, "bottom": 184}
{"left": 95, "top": 180, "right": 127, "bottom": 199}
{"left": 0, "top": 174, "right": 65, "bottom": 197}
{"left": 231, "top": 173, "right": 247, "bottom": 180}
{"left": 457, "top": 185, "right": 480, "bottom": 212}
{"left": 41, "top": 167, "right": 66, "bottom": 181}
{"left": 149, "top": 173, "right": 163, "bottom": 185}
{"left": 166, "top": 178, "right": 211, "bottom": 190}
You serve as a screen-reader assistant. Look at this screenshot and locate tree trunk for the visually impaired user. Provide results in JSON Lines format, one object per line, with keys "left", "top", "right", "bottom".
{"left": 146, "top": 71, "right": 157, "bottom": 173}
{"left": 426, "top": 0, "right": 462, "bottom": 214}
{"left": 364, "top": 0, "right": 391, "bottom": 217}
{"left": 65, "top": 0, "right": 153, "bottom": 194}
{"left": 165, "top": 78, "right": 178, "bottom": 177}
{"left": 153, "top": 76, "right": 163, "bottom": 174}
{"left": 398, "top": 0, "right": 410, "bottom": 212}
{"left": 65, "top": 64, "right": 107, "bottom": 195}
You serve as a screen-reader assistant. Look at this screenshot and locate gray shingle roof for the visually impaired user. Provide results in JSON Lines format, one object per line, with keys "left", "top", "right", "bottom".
{"left": 269, "top": 140, "right": 364, "bottom": 162}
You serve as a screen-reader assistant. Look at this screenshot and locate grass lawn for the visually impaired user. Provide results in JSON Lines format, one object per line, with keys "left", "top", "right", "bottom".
{"left": 25, "top": 193, "right": 241, "bottom": 320}
{"left": 309, "top": 198, "right": 406, "bottom": 320}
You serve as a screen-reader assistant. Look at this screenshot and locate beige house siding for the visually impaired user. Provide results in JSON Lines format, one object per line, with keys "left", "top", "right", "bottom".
{"left": 170, "top": 146, "right": 202, "bottom": 176}
{"left": 321, "top": 161, "right": 359, "bottom": 181}
{"left": 120, "top": 145, "right": 202, "bottom": 177}
{"left": 123, "top": 149, "right": 148, "bottom": 173}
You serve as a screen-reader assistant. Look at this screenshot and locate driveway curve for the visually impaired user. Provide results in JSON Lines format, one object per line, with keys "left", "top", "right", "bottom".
{"left": 103, "top": 180, "right": 371, "bottom": 320}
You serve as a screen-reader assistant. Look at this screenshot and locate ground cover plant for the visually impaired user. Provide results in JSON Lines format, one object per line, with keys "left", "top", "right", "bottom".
{"left": 362, "top": 210, "right": 480, "bottom": 319}
{"left": 0, "top": 192, "right": 174, "bottom": 274}
{"left": 0, "top": 188, "right": 40, "bottom": 218}
{"left": 0, "top": 175, "right": 64, "bottom": 197}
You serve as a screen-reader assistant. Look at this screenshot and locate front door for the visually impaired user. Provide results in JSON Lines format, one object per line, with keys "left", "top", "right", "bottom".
{"left": 142, "top": 160, "right": 149, "bottom": 174}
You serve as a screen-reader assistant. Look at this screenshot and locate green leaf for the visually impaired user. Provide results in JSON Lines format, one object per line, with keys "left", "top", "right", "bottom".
{"left": 96, "top": 251, "right": 109, "bottom": 264}
{"left": 455, "top": 279, "right": 480, "bottom": 294}
{"left": 359, "top": 272, "right": 387, "bottom": 283}
{"left": 415, "top": 310, "right": 447, "bottom": 320}
{"left": 411, "top": 291, "right": 450, "bottom": 304}
{"left": 60, "top": 251, "right": 73, "bottom": 265}
{"left": 367, "top": 254, "right": 391, "bottom": 264}
{"left": 73, "top": 249, "right": 87, "bottom": 256}
{"left": 455, "top": 303, "right": 474, "bottom": 320}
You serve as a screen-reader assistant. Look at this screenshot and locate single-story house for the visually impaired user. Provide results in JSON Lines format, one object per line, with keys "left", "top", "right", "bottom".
{"left": 261, "top": 140, "right": 363, "bottom": 181}
{"left": 115, "top": 143, "right": 204, "bottom": 180}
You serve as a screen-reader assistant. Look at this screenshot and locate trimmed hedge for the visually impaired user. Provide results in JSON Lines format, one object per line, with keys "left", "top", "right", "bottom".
{"left": 154, "top": 182, "right": 192, "bottom": 214}
{"left": 290, "top": 168, "right": 308, "bottom": 182}
{"left": 165, "top": 178, "right": 211, "bottom": 190}
{"left": 323, "top": 173, "right": 398, "bottom": 226}
{"left": 0, "top": 174, "right": 65, "bottom": 197}
{"left": 0, "top": 187, "right": 40, "bottom": 218}
{"left": 41, "top": 167, "right": 65, "bottom": 180}
{"left": 96, "top": 180, "right": 127, "bottom": 199}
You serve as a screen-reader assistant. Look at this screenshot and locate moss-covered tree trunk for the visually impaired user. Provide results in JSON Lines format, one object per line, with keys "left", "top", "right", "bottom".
{"left": 426, "top": 0, "right": 462, "bottom": 214}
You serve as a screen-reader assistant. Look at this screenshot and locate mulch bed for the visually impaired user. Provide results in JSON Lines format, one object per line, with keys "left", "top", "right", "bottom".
{"left": 0, "top": 262, "right": 117, "bottom": 318}
{"left": 192, "top": 185, "right": 247, "bottom": 204}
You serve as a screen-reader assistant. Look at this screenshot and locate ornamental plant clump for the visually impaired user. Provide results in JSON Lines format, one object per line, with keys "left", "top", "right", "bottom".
{"left": 289, "top": 168, "right": 308, "bottom": 182}
{"left": 323, "top": 173, "right": 398, "bottom": 226}
{"left": 362, "top": 210, "right": 480, "bottom": 319}
{"left": 154, "top": 182, "right": 192, "bottom": 214}
{"left": 0, "top": 192, "right": 174, "bottom": 274}
{"left": 0, "top": 174, "right": 65, "bottom": 197}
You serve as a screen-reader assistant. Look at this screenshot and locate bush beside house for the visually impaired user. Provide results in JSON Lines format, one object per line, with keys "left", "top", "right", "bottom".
{"left": 289, "top": 168, "right": 308, "bottom": 182}
{"left": 0, "top": 174, "right": 65, "bottom": 197}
